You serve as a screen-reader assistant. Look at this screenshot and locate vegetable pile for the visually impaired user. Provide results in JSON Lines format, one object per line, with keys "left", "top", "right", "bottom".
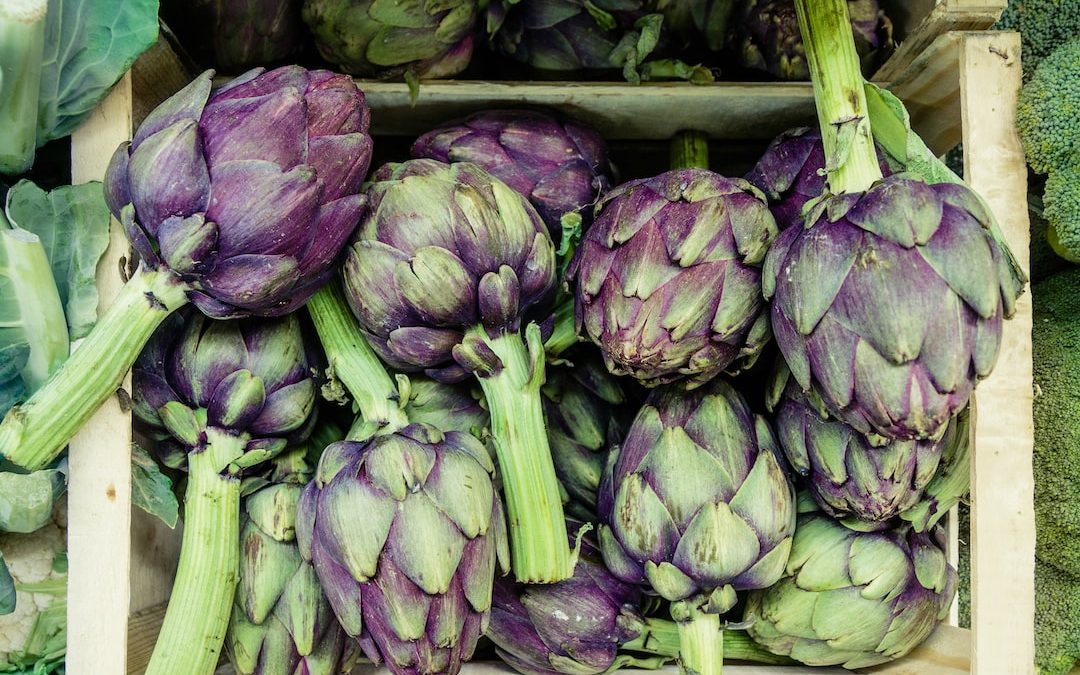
{"left": 0, "top": 1, "right": 1030, "bottom": 674}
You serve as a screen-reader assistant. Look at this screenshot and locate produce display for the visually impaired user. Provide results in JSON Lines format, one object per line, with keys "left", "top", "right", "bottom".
{"left": 2, "top": 0, "right": 1061, "bottom": 673}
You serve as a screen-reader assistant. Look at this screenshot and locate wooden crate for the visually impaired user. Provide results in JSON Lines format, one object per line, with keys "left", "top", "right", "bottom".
{"left": 64, "top": 25, "right": 1030, "bottom": 675}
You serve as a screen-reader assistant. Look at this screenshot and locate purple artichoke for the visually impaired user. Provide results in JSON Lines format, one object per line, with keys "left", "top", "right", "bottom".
{"left": 744, "top": 507, "right": 957, "bottom": 668}
{"left": 105, "top": 66, "right": 372, "bottom": 319}
{"left": 569, "top": 169, "right": 778, "bottom": 388}
{"left": 132, "top": 312, "right": 319, "bottom": 674}
{"left": 729, "top": 0, "right": 892, "bottom": 80}
{"left": 343, "top": 159, "right": 575, "bottom": 583}
{"left": 302, "top": 0, "right": 478, "bottom": 79}
{"left": 745, "top": 127, "right": 896, "bottom": 231}
{"left": 411, "top": 110, "right": 614, "bottom": 237}
{"left": 161, "top": 0, "right": 304, "bottom": 72}
{"left": 296, "top": 424, "right": 508, "bottom": 675}
{"left": 0, "top": 65, "right": 371, "bottom": 476}
{"left": 762, "top": 176, "right": 1020, "bottom": 441}
{"left": 768, "top": 364, "right": 948, "bottom": 525}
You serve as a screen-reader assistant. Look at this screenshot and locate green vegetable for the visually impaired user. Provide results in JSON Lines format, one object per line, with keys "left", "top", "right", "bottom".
{"left": 996, "top": 0, "right": 1080, "bottom": 79}
{"left": 1035, "top": 561, "right": 1080, "bottom": 675}
{"left": 0, "top": 514, "right": 67, "bottom": 673}
{"left": 0, "top": 0, "right": 46, "bottom": 175}
{"left": 130, "top": 443, "right": 179, "bottom": 530}
{"left": 1033, "top": 267, "right": 1080, "bottom": 577}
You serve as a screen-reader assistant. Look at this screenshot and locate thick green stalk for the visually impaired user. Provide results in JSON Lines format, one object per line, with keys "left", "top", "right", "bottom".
{"left": 670, "top": 131, "right": 710, "bottom": 170}
{"left": 468, "top": 325, "right": 573, "bottom": 583}
{"left": 0, "top": 264, "right": 189, "bottom": 471}
{"left": 0, "top": 0, "right": 46, "bottom": 174}
{"left": 677, "top": 611, "right": 724, "bottom": 675}
{"left": 0, "top": 226, "right": 68, "bottom": 389}
{"left": 544, "top": 296, "right": 578, "bottom": 359}
{"left": 146, "top": 429, "right": 246, "bottom": 675}
{"left": 306, "top": 280, "right": 407, "bottom": 434}
{"left": 793, "top": 0, "right": 882, "bottom": 195}
{"left": 626, "top": 618, "right": 794, "bottom": 666}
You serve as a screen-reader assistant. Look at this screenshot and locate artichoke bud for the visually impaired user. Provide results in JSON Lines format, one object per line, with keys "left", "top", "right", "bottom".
{"left": 209, "top": 370, "right": 268, "bottom": 429}
{"left": 453, "top": 334, "right": 504, "bottom": 378}
{"left": 159, "top": 400, "right": 206, "bottom": 448}
{"left": 479, "top": 266, "right": 521, "bottom": 331}
{"left": 246, "top": 482, "right": 303, "bottom": 541}
{"left": 157, "top": 214, "right": 219, "bottom": 276}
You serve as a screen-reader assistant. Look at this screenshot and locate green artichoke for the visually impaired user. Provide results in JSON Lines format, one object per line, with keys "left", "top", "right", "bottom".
{"left": 744, "top": 504, "right": 957, "bottom": 668}
{"left": 650, "top": 0, "right": 734, "bottom": 52}
{"left": 303, "top": 0, "right": 478, "bottom": 79}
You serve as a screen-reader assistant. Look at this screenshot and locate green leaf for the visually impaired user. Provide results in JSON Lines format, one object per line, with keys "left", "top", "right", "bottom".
{"left": 0, "top": 467, "right": 66, "bottom": 533}
{"left": 0, "top": 342, "right": 29, "bottom": 419}
{"left": 131, "top": 443, "right": 179, "bottom": 529}
{"left": 5, "top": 180, "right": 112, "bottom": 340}
{"left": 0, "top": 553, "right": 14, "bottom": 615}
{"left": 36, "top": 0, "right": 158, "bottom": 144}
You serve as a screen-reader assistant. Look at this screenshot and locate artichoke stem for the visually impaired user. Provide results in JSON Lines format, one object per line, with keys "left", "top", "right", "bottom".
{"left": 678, "top": 611, "right": 724, "bottom": 675}
{"left": 0, "top": 263, "right": 189, "bottom": 471}
{"left": 793, "top": 0, "right": 882, "bottom": 194}
{"left": 146, "top": 428, "right": 246, "bottom": 675}
{"left": 628, "top": 618, "right": 794, "bottom": 666}
{"left": 544, "top": 296, "right": 578, "bottom": 359}
{"left": 0, "top": 0, "right": 46, "bottom": 174}
{"left": 470, "top": 326, "right": 574, "bottom": 583}
{"left": 670, "top": 130, "right": 710, "bottom": 170}
{"left": 306, "top": 280, "right": 408, "bottom": 434}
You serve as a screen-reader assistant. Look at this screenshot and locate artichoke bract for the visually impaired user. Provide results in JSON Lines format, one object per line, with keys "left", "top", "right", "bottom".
{"left": 402, "top": 377, "right": 488, "bottom": 437}
{"left": 745, "top": 127, "right": 895, "bottom": 232}
{"left": 344, "top": 159, "right": 575, "bottom": 583}
{"left": 296, "top": 424, "right": 508, "bottom": 675}
{"left": 543, "top": 359, "right": 631, "bottom": 517}
{"left": 302, "top": 0, "right": 477, "bottom": 80}
{"left": 411, "top": 110, "right": 614, "bottom": 238}
{"left": 133, "top": 312, "right": 318, "bottom": 675}
{"left": 598, "top": 379, "right": 796, "bottom": 675}
{"left": 570, "top": 152, "right": 778, "bottom": 388}
{"left": 0, "top": 66, "right": 371, "bottom": 473}
{"left": 162, "top": 0, "right": 303, "bottom": 72}
{"left": 226, "top": 445, "right": 355, "bottom": 675}
{"left": 729, "top": 0, "right": 891, "bottom": 80}
{"left": 768, "top": 364, "right": 947, "bottom": 525}
{"left": 744, "top": 508, "right": 957, "bottom": 668}
{"left": 765, "top": 0, "right": 1022, "bottom": 441}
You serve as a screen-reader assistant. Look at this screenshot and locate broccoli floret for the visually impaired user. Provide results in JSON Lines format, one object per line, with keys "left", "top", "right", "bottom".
{"left": 997, "top": 0, "right": 1080, "bottom": 77}
{"left": 1033, "top": 267, "right": 1080, "bottom": 575}
{"left": 1044, "top": 165, "right": 1080, "bottom": 262}
{"left": 1036, "top": 561, "right": 1080, "bottom": 675}
{"left": 1016, "top": 38, "right": 1080, "bottom": 176}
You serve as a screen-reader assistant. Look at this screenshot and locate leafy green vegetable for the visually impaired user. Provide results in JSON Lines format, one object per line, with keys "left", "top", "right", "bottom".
{"left": 5, "top": 180, "right": 112, "bottom": 340}
{"left": 131, "top": 443, "right": 178, "bottom": 529}
{"left": 0, "top": 0, "right": 47, "bottom": 175}
{"left": 0, "top": 466, "right": 65, "bottom": 534}
{"left": 0, "top": 344, "right": 29, "bottom": 420}
{"left": 0, "top": 555, "right": 13, "bottom": 616}
{"left": 36, "top": 0, "right": 158, "bottom": 144}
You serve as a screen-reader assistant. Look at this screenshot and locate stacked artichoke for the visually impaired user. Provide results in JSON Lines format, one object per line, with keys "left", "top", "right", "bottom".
{"left": 12, "top": 0, "right": 1022, "bottom": 669}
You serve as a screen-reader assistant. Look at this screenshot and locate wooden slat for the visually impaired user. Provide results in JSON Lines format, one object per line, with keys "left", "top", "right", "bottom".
{"left": 127, "top": 603, "right": 168, "bottom": 675}
{"left": 887, "top": 32, "right": 963, "bottom": 154}
{"left": 67, "top": 74, "right": 135, "bottom": 675}
{"left": 959, "top": 32, "right": 1036, "bottom": 675}
{"left": 874, "top": 1, "right": 1004, "bottom": 82}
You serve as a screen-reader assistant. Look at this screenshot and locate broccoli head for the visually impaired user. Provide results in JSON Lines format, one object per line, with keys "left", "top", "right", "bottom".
{"left": 1036, "top": 561, "right": 1080, "bottom": 675}
{"left": 1016, "top": 38, "right": 1080, "bottom": 176}
{"left": 998, "top": 0, "right": 1080, "bottom": 78}
{"left": 1044, "top": 164, "right": 1080, "bottom": 262}
{"left": 1033, "top": 267, "right": 1080, "bottom": 575}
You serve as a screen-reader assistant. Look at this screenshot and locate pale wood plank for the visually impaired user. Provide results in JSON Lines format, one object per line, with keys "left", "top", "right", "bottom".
{"left": 887, "top": 32, "right": 963, "bottom": 154}
{"left": 67, "top": 73, "right": 135, "bottom": 675}
{"left": 875, "top": 2, "right": 1003, "bottom": 82}
{"left": 959, "top": 32, "right": 1036, "bottom": 675}
{"left": 127, "top": 603, "right": 167, "bottom": 675}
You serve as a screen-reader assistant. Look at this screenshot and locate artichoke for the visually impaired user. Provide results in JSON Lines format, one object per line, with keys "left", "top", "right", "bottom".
{"left": 226, "top": 444, "right": 356, "bottom": 675}
{"left": 744, "top": 127, "right": 896, "bottom": 231}
{"left": 768, "top": 364, "right": 947, "bottom": 525}
{"left": 411, "top": 110, "right": 614, "bottom": 238}
{"left": 344, "top": 159, "right": 575, "bottom": 583}
{"left": 296, "top": 424, "right": 508, "bottom": 675}
{"left": 744, "top": 506, "right": 957, "bottom": 668}
{"left": 302, "top": 0, "right": 477, "bottom": 79}
{"left": 649, "top": 0, "right": 734, "bottom": 52}
{"left": 486, "top": 0, "right": 661, "bottom": 81}
{"left": 133, "top": 312, "right": 318, "bottom": 675}
{"left": 162, "top": 0, "right": 303, "bottom": 72}
{"left": 402, "top": 377, "right": 488, "bottom": 437}
{"left": 0, "top": 66, "right": 371, "bottom": 474}
{"left": 729, "top": 0, "right": 892, "bottom": 80}
{"left": 598, "top": 379, "right": 796, "bottom": 675}
{"left": 542, "top": 358, "right": 631, "bottom": 517}
{"left": 763, "top": 177, "right": 1020, "bottom": 441}
{"left": 569, "top": 167, "right": 778, "bottom": 388}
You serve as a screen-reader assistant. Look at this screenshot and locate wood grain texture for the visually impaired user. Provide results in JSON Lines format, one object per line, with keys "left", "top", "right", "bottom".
{"left": 127, "top": 603, "right": 168, "bottom": 675}
{"left": 959, "top": 32, "right": 1036, "bottom": 675}
{"left": 875, "top": 2, "right": 1004, "bottom": 82}
{"left": 68, "top": 73, "right": 135, "bottom": 675}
